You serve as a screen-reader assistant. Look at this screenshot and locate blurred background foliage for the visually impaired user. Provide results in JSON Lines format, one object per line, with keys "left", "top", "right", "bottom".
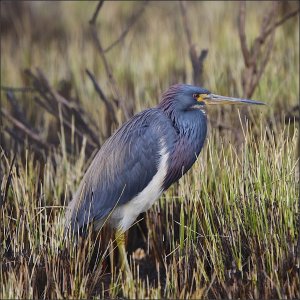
{"left": 1, "top": 1, "right": 299, "bottom": 156}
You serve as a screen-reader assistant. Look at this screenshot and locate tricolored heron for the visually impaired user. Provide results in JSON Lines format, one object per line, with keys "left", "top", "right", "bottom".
{"left": 65, "top": 84, "right": 264, "bottom": 272}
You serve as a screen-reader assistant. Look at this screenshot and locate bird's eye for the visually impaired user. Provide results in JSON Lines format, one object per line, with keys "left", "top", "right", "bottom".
{"left": 193, "top": 93, "right": 199, "bottom": 99}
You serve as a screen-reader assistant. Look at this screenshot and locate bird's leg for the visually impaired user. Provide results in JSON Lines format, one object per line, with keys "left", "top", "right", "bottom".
{"left": 115, "top": 229, "right": 131, "bottom": 275}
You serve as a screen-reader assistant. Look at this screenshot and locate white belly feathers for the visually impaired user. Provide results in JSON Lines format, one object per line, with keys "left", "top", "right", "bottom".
{"left": 109, "top": 138, "right": 169, "bottom": 232}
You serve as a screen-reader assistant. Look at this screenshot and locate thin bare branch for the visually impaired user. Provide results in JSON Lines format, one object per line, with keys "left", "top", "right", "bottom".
{"left": 89, "top": 4, "right": 130, "bottom": 119}
{"left": 6, "top": 91, "right": 34, "bottom": 130}
{"left": 179, "top": 1, "right": 192, "bottom": 47}
{"left": 260, "top": 7, "right": 300, "bottom": 43}
{"left": 104, "top": 1, "right": 149, "bottom": 53}
{"left": 179, "top": 1, "right": 208, "bottom": 86}
{"left": 1, "top": 108, "right": 49, "bottom": 150}
{"left": 238, "top": 2, "right": 298, "bottom": 99}
{"left": 238, "top": 2, "right": 251, "bottom": 67}
{"left": 249, "top": 29, "right": 275, "bottom": 98}
{"left": 197, "top": 49, "right": 208, "bottom": 85}
{"left": 1, "top": 86, "right": 35, "bottom": 93}
{"left": 3, "top": 126, "right": 24, "bottom": 146}
{"left": 25, "top": 68, "right": 100, "bottom": 147}
{"left": 33, "top": 95, "right": 54, "bottom": 115}
{"left": 0, "top": 153, "right": 16, "bottom": 208}
{"left": 36, "top": 68, "right": 78, "bottom": 110}
{"left": 86, "top": 69, "right": 118, "bottom": 136}
{"left": 86, "top": 69, "right": 116, "bottom": 118}
{"left": 89, "top": 0, "right": 105, "bottom": 25}
{"left": 251, "top": 2, "right": 277, "bottom": 63}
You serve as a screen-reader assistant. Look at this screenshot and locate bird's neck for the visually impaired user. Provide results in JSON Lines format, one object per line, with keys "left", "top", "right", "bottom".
{"left": 160, "top": 107, "right": 207, "bottom": 189}
{"left": 174, "top": 109, "right": 207, "bottom": 161}
{"left": 160, "top": 104, "right": 207, "bottom": 137}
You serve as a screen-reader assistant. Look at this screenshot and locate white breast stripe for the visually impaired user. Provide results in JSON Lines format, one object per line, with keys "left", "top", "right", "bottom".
{"left": 110, "top": 138, "right": 169, "bottom": 231}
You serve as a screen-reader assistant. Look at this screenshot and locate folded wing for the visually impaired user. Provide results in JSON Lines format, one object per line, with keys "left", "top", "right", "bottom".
{"left": 65, "top": 109, "right": 175, "bottom": 234}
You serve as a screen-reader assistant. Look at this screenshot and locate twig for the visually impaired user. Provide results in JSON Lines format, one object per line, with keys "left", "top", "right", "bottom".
{"left": 248, "top": 29, "right": 275, "bottom": 98}
{"left": 179, "top": 1, "right": 208, "bottom": 86}
{"left": 85, "top": 70, "right": 117, "bottom": 126}
{"left": 192, "top": 48, "right": 208, "bottom": 86}
{"left": 3, "top": 76, "right": 97, "bottom": 154}
{"left": 86, "top": 69, "right": 115, "bottom": 115}
{"left": 3, "top": 126, "right": 25, "bottom": 149}
{"left": 90, "top": 24, "right": 130, "bottom": 120}
{"left": 86, "top": 69, "right": 118, "bottom": 136}
{"left": 260, "top": 7, "right": 300, "bottom": 43}
{"left": 238, "top": 2, "right": 251, "bottom": 67}
{"left": 251, "top": 3, "right": 277, "bottom": 63}
{"left": 6, "top": 91, "right": 34, "bottom": 131}
{"left": 1, "top": 108, "right": 49, "bottom": 150}
{"left": 1, "top": 86, "right": 36, "bottom": 93}
{"left": 89, "top": 0, "right": 105, "bottom": 25}
{"left": 25, "top": 68, "right": 100, "bottom": 148}
{"left": 36, "top": 69, "right": 78, "bottom": 110}
{"left": 33, "top": 95, "right": 55, "bottom": 116}
{"left": 179, "top": 1, "right": 192, "bottom": 47}
{"left": 0, "top": 83, "right": 3, "bottom": 150}
{"left": 104, "top": 1, "right": 149, "bottom": 53}
{"left": 237, "top": 2, "right": 299, "bottom": 98}
{"left": 0, "top": 153, "right": 16, "bottom": 208}
{"left": 89, "top": 1, "right": 132, "bottom": 119}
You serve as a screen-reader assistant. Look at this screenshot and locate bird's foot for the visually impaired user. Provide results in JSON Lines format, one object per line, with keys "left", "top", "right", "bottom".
{"left": 115, "top": 230, "right": 133, "bottom": 279}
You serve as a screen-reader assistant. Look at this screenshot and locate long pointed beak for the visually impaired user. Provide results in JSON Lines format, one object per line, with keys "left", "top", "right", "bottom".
{"left": 205, "top": 94, "right": 265, "bottom": 105}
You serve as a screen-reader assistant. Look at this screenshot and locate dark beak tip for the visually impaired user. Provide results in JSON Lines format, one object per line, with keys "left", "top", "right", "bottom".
{"left": 244, "top": 100, "right": 266, "bottom": 106}
{"left": 258, "top": 102, "right": 267, "bottom": 106}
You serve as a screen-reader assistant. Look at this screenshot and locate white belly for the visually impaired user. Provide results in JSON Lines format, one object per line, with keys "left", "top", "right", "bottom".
{"left": 109, "top": 139, "right": 169, "bottom": 232}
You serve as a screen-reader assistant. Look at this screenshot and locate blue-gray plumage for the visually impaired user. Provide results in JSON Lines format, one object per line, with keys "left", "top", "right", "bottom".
{"left": 65, "top": 84, "right": 264, "bottom": 236}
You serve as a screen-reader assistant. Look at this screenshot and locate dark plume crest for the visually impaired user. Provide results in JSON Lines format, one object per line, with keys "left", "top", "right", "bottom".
{"left": 160, "top": 84, "right": 184, "bottom": 101}
{"left": 158, "top": 84, "right": 184, "bottom": 112}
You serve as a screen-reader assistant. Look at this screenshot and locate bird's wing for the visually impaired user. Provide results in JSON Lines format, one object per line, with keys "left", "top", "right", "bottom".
{"left": 65, "top": 109, "right": 174, "bottom": 234}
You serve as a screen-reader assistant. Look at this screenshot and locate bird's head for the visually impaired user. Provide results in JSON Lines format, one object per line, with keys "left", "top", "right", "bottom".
{"left": 159, "top": 84, "right": 265, "bottom": 112}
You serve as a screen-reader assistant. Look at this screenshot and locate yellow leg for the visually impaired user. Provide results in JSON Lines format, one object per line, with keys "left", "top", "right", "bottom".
{"left": 115, "top": 230, "right": 131, "bottom": 275}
